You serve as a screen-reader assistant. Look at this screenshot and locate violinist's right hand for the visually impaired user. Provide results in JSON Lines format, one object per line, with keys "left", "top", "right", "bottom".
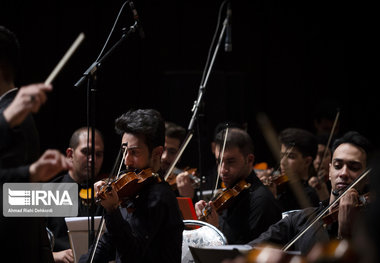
{"left": 94, "top": 180, "right": 119, "bottom": 212}
{"left": 176, "top": 171, "right": 195, "bottom": 199}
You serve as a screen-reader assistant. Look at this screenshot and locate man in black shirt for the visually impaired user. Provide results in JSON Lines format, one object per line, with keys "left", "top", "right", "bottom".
{"left": 195, "top": 128, "right": 282, "bottom": 244}
{"left": 79, "top": 109, "right": 184, "bottom": 263}
{"left": 248, "top": 131, "right": 372, "bottom": 255}
{"left": 47, "top": 127, "right": 105, "bottom": 262}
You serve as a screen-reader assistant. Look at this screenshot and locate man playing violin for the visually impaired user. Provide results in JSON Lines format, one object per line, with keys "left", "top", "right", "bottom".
{"left": 47, "top": 127, "right": 105, "bottom": 263}
{"left": 277, "top": 128, "right": 321, "bottom": 211}
{"left": 194, "top": 128, "right": 282, "bottom": 244}
{"left": 161, "top": 121, "right": 198, "bottom": 200}
{"left": 79, "top": 109, "right": 184, "bottom": 263}
{"left": 247, "top": 131, "right": 373, "bottom": 255}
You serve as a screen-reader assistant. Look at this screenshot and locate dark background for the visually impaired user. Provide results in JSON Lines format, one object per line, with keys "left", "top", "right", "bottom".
{"left": 1, "top": 0, "right": 376, "bottom": 176}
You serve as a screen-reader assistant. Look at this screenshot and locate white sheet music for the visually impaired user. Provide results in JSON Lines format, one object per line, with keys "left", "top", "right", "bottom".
{"left": 65, "top": 216, "right": 105, "bottom": 263}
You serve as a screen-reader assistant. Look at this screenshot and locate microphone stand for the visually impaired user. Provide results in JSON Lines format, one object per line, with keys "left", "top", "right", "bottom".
{"left": 73, "top": 22, "right": 140, "bottom": 252}
{"left": 164, "top": 9, "right": 230, "bottom": 200}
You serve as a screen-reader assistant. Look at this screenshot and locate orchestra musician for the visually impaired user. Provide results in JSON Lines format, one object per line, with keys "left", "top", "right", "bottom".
{"left": 246, "top": 131, "right": 373, "bottom": 255}
{"left": 194, "top": 127, "right": 282, "bottom": 244}
{"left": 308, "top": 133, "right": 333, "bottom": 203}
{"left": 270, "top": 128, "right": 320, "bottom": 212}
{"left": 79, "top": 109, "right": 184, "bottom": 263}
{"left": 47, "top": 127, "right": 105, "bottom": 263}
{"left": 161, "top": 121, "right": 198, "bottom": 201}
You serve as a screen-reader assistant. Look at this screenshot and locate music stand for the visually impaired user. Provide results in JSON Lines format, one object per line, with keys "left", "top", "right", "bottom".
{"left": 189, "top": 245, "right": 252, "bottom": 263}
{"left": 65, "top": 216, "right": 105, "bottom": 263}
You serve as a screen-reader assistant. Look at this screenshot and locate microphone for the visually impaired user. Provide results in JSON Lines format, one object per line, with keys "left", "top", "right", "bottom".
{"left": 128, "top": 0, "right": 145, "bottom": 39}
{"left": 224, "top": 2, "right": 232, "bottom": 52}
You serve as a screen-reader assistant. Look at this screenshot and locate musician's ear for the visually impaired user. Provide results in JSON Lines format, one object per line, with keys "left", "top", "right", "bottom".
{"left": 305, "top": 156, "right": 313, "bottom": 167}
{"left": 152, "top": 146, "right": 164, "bottom": 160}
{"left": 247, "top": 153, "right": 255, "bottom": 165}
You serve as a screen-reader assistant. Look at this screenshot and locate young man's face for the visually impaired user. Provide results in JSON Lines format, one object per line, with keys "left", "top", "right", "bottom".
{"left": 214, "top": 145, "right": 254, "bottom": 188}
{"left": 122, "top": 133, "right": 152, "bottom": 171}
{"left": 161, "top": 136, "right": 181, "bottom": 172}
{"left": 329, "top": 143, "right": 367, "bottom": 195}
{"left": 280, "top": 144, "right": 312, "bottom": 180}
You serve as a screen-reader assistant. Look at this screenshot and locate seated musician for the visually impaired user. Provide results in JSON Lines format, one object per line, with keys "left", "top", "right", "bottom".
{"left": 258, "top": 128, "right": 321, "bottom": 212}
{"left": 161, "top": 121, "right": 198, "bottom": 201}
{"left": 247, "top": 131, "right": 373, "bottom": 255}
{"left": 308, "top": 133, "right": 334, "bottom": 202}
{"left": 79, "top": 109, "right": 184, "bottom": 263}
{"left": 194, "top": 128, "right": 282, "bottom": 244}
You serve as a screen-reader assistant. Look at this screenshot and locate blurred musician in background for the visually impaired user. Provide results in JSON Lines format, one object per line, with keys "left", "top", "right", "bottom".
{"left": 161, "top": 121, "right": 198, "bottom": 201}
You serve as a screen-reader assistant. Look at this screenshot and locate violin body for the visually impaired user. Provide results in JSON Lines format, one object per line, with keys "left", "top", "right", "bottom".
{"left": 321, "top": 192, "right": 370, "bottom": 226}
{"left": 96, "top": 168, "right": 160, "bottom": 204}
{"left": 254, "top": 162, "right": 289, "bottom": 194}
{"left": 246, "top": 244, "right": 307, "bottom": 263}
{"left": 200, "top": 179, "right": 251, "bottom": 221}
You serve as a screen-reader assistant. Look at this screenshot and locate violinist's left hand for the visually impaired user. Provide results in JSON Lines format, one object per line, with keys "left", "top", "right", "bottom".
{"left": 338, "top": 188, "right": 359, "bottom": 239}
{"left": 195, "top": 200, "right": 219, "bottom": 227}
{"left": 95, "top": 181, "right": 119, "bottom": 213}
{"left": 176, "top": 171, "right": 195, "bottom": 199}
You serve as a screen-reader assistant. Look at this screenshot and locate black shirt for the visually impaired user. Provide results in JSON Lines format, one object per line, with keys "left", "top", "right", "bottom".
{"left": 0, "top": 89, "right": 40, "bottom": 168}
{"left": 79, "top": 180, "right": 184, "bottom": 263}
{"left": 276, "top": 180, "right": 320, "bottom": 212}
{"left": 218, "top": 171, "right": 283, "bottom": 244}
{"left": 248, "top": 201, "right": 337, "bottom": 255}
{"left": 0, "top": 90, "right": 53, "bottom": 263}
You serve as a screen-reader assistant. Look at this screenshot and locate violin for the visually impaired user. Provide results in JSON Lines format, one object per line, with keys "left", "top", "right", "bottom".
{"left": 254, "top": 162, "right": 289, "bottom": 192}
{"left": 165, "top": 167, "right": 200, "bottom": 190}
{"left": 306, "top": 239, "right": 358, "bottom": 263}
{"left": 321, "top": 192, "right": 370, "bottom": 226}
{"left": 245, "top": 244, "right": 307, "bottom": 263}
{"left": 95, "top": 168, "right": 161, "bottom": 204}
{"left": 199, "top": 179, "right": 251, "bottom": 221}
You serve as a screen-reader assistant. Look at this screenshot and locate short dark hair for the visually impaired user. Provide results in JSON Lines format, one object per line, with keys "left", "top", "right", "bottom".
{"left": 69, "top": 127, "right": 104, "bottom": 149}
{"left": 331, "top": 131, "right": 373, "bottom": 162}
{"left": 279, "top": 128, "right": 318, "bottom": 159}
{"left": 0, "top": 26, "right": 20, "bottom": 82}
{"left": 214, "top": 128, "right": 254, "bottom": 156}
{"left": 165, "top": 122, "right": 186, "bottom": 145}
{"left": 213, "top": 121, "right": 243, "bottom": 141}
{"left": 115, "top": 109, "right": 165, "bottom": 152}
